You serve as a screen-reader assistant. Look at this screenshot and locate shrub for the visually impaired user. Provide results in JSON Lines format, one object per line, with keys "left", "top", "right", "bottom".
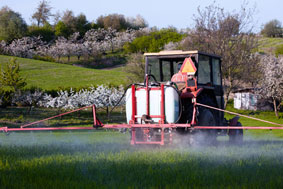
{"left": 275, "top": 44, "right": 283, "bottom": 56}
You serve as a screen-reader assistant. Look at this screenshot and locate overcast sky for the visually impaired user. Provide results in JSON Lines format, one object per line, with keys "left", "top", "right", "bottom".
{"left": 1, "top": 0, "right": 282, "bottom": 32}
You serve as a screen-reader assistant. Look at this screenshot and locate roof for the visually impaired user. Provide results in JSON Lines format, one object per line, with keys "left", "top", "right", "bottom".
{"left": 144, "top": 50, "right": 221, "bottom": 58}
{"left": 233, "top": 88, "right": 259, "bottom": 93}
{"left": 144, "top": 50, "right": 198, "bottom": 56}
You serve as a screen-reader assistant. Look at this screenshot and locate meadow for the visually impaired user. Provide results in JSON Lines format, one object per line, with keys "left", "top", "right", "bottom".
{"left": 1, "top": 130, "right": 283, "bottom": 188}
{"left": 0, "top": 55, "right": 129, "bottom": 91}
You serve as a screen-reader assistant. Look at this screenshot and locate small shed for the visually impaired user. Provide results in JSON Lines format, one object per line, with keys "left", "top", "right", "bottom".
{"left": 233, "top": 88, "right": 259, "bottom": 111}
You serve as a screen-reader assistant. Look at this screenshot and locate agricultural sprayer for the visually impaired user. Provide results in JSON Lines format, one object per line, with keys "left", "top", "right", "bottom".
{"left": 1, "top": 50, "right": 283, "bottom": 145}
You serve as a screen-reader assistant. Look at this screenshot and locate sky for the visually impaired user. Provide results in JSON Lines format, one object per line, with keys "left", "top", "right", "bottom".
{"left": 0, "top": 0, "right": 282, "bottom": 32}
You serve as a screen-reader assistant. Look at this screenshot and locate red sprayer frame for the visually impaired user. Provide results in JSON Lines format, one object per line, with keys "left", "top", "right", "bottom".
{"left": 1, "top": 84, "right": 283, "bottom": 145}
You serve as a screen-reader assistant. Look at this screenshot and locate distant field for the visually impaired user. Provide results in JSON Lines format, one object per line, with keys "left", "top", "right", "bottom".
{"left": 258, "top": 37, "right": 283, "bottom": 53}
{"left": 0, "top": 55, "right": 129, "bottom": 91}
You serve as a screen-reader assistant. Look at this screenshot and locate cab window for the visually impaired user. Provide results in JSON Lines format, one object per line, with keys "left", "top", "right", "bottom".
{"left": 212, "top": 58, "right": 221, "bottom": 85}
{"left": 198, "top": 55, "right": 211, "bottom": 84}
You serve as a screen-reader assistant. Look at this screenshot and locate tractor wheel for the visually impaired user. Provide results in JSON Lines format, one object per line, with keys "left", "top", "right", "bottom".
{"left": 197, "top": 108, "right": 217, "bottom": 144}
{"left": 228, "top": 122, "right": 243, "bottom": 144}
{"left": 129, "top": 128, "right": 144, "bottom": 142}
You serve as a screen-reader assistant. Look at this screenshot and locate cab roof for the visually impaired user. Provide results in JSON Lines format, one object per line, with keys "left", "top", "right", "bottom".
{"left": 144, "top": 50, "right": 221, "bottom": 59}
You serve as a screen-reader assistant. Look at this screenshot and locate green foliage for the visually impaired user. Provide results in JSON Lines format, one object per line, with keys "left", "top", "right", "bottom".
{"left": 32, "top": 55, "right": 56, "bottom": 62}
{"left": 28, "top": 24, "right": 55, "bottom": 42}
{"left": 124, "top": 28, "right": 183, "bottom": 53}
{"left": 74, "top": 13, "right": 91, "bottom": 36}
{"left": 261, "top": 19, "right": 283, "bottom": 38}
{"left": 275, "top": 44, "right": 283, "bottom": 56}
{"left": 0, "top": 7, "right": 27, "bottom": 42}
{"left": 0, "top": 58, "right": 26, "bottom": 92}
{"left": 0, "top": 58, "right": 26, "bottom": 107}
{"left": 55, "top": 21, "right": 71, "bottom": 38}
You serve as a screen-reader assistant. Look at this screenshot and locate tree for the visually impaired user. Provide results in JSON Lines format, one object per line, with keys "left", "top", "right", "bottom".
{"left": 32, "top": 0, "right": 53, "bottom": 26}
{"left": 0, "top": 6, "right": 27, "bottom": 42}
{"left": 28, "top": 23, "right": 55, "bottom": 42}
{"left": 124, "top": 53, "right": 145, "bottom": 83}
{"left": 126, "top": 15, "right": 148, "bottom": 29}
{"left": 97, "top": 14, "right": 127, "bottom": 31}
{"left": 181, "top": 3, "right": 259, "bottom": 107}
{"left": 5, "top": 36, "right": 44, "bottom": 58}
{"left": 61, "top": 10, "right": 76, "bottom": 32}
{"left": 0, "top": 58, "right": 26, "bottom": 92}
{"left": 74, "top": 13, "right": 91, "bottom": 36}
{"left": 124, "top": 28, "right": 183, "bottom": 53}
{"left": 261, "top": 20, "right": 282, "bottom": 38}
{"left": 55, "top": 21, "right": 70, "bottom": 38}
{"left": 258, "top": 55, "right": 283, "bottom": 118}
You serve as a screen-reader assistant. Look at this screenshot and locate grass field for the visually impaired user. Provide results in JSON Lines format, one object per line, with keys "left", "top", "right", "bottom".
{"left": 0, "top": 130, "right": 283, "bottom": 188}
{"left": 258, "top": 37, "right": 283, "bottom": 53}
{"left": 0, "top": 103, "right": 283, "bottom": 188}
{"left": 0, "top": 55, "right": 129, "bottom": 91}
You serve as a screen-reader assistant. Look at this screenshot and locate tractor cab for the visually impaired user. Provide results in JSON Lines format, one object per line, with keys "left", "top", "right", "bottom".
{"left": 144, "top": 50, "right": 225, "bottom": 124}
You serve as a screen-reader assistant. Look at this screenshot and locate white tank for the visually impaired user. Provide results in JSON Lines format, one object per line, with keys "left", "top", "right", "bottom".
{"left": 126, "top": 86, "right": 179, "bottom": 124}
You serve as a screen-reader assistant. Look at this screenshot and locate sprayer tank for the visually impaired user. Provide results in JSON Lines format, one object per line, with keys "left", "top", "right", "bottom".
{"left": 126, "top": 86, "right": 179, "bottom": 124}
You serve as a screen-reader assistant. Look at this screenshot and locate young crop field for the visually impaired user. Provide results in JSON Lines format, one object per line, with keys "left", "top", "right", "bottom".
{"left": 0, "top": 55, "right": 129, "bottom": 91}
{"left": 0, "top": 104, "right": 283, "bottom": 188}
{"left": 0, "top": 130, "right": 283, "bottom": 188}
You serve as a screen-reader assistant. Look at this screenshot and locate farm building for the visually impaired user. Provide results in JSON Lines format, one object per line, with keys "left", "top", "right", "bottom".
{"left": 233, "top": 88, "right": 259, "bottom": 110}
{"left": 233, "top": 88, "right": 273, "bottom": 111}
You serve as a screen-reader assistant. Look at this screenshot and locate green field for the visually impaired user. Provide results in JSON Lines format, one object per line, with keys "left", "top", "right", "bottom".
{"left": 0, "top": 55, "right": 128, "bottom": 91}
{"left": 258, "top": 37, "right": 283, "bottom": 53}
{"left": 0, "top": 103, "right": 283, "bottom": 188}
{"left": 0, "top": 130, "right": 283, "bottom": 188}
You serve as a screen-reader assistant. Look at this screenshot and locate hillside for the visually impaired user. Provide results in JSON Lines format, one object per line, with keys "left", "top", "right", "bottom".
{"left": 258, "top": 37, "right": 283, "bottom": 53}
{"left": 0, "top": 55, "right": 129, "bottom": 91}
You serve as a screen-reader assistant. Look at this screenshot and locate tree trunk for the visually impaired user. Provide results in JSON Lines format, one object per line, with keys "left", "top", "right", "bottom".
{"left": 68, "top": 56, "right": 70, "bottom": 62}
{"left": 273, "top": 98, "right": 279, "bottom": 118}
{"left": 77, "top": 55, "right": 80, "bottom": 60}
{"left": 106, "top": 106, "right": 110, "bottom": 119}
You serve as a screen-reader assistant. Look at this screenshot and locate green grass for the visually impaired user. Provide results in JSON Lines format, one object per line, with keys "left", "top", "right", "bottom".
{"left": 258, "top": 37, "right": 283, "bottom": 53}
{"left": 0, "top": 131, "right": 283, "bottom": 188}
{"left": 225, "top": 101, "right": 283, "bottom": 138}
{"left": 0, "top": 55, "right": 128, "bottom": 91}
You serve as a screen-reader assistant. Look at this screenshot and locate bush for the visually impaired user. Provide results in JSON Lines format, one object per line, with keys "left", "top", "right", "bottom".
{"left": 0, "top": 89, "right": 13, "bottom": 108}
{"left": 28, "top": 24, "right": 55, "bottom": 42}
{"left": 33, "top": 55, "right": 56, "bottom": 62}
{"left": 275, "top": 44, "right": 283, "bottom": 56}
{"left": 124, "top": 28, "right": 183, "bottom": 53}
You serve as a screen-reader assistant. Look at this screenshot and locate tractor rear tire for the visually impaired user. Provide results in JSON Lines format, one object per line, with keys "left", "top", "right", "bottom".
{"left": 197, "top": 109, "right": 217, "bottom": 144}
{"left": 228, "top": 122, "right": 243, "bottom": 144}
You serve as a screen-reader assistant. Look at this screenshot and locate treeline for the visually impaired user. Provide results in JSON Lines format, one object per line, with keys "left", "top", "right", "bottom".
{"left": 0, "top": 1, "right": 147, "bottom": 43}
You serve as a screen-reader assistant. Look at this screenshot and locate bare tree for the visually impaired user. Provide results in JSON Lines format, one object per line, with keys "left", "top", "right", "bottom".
{"left": 258, "top": 55, "right": 283, "bottom": 118}
{"left": 181, "top": 3, "right": 259, "bottom": 107}
{"left": 124, "top": 53, "right": 145, "bottom": 83}
{"left": 32, "top": 0, "right": 53, "bottom": 26}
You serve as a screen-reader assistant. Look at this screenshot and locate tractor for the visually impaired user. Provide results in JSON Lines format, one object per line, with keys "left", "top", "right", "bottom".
{"left": 124, "top": 50, "right": 243, "bottom": 145}
{"left": 2, "top": 50, "right": 282, "bottom": 145}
